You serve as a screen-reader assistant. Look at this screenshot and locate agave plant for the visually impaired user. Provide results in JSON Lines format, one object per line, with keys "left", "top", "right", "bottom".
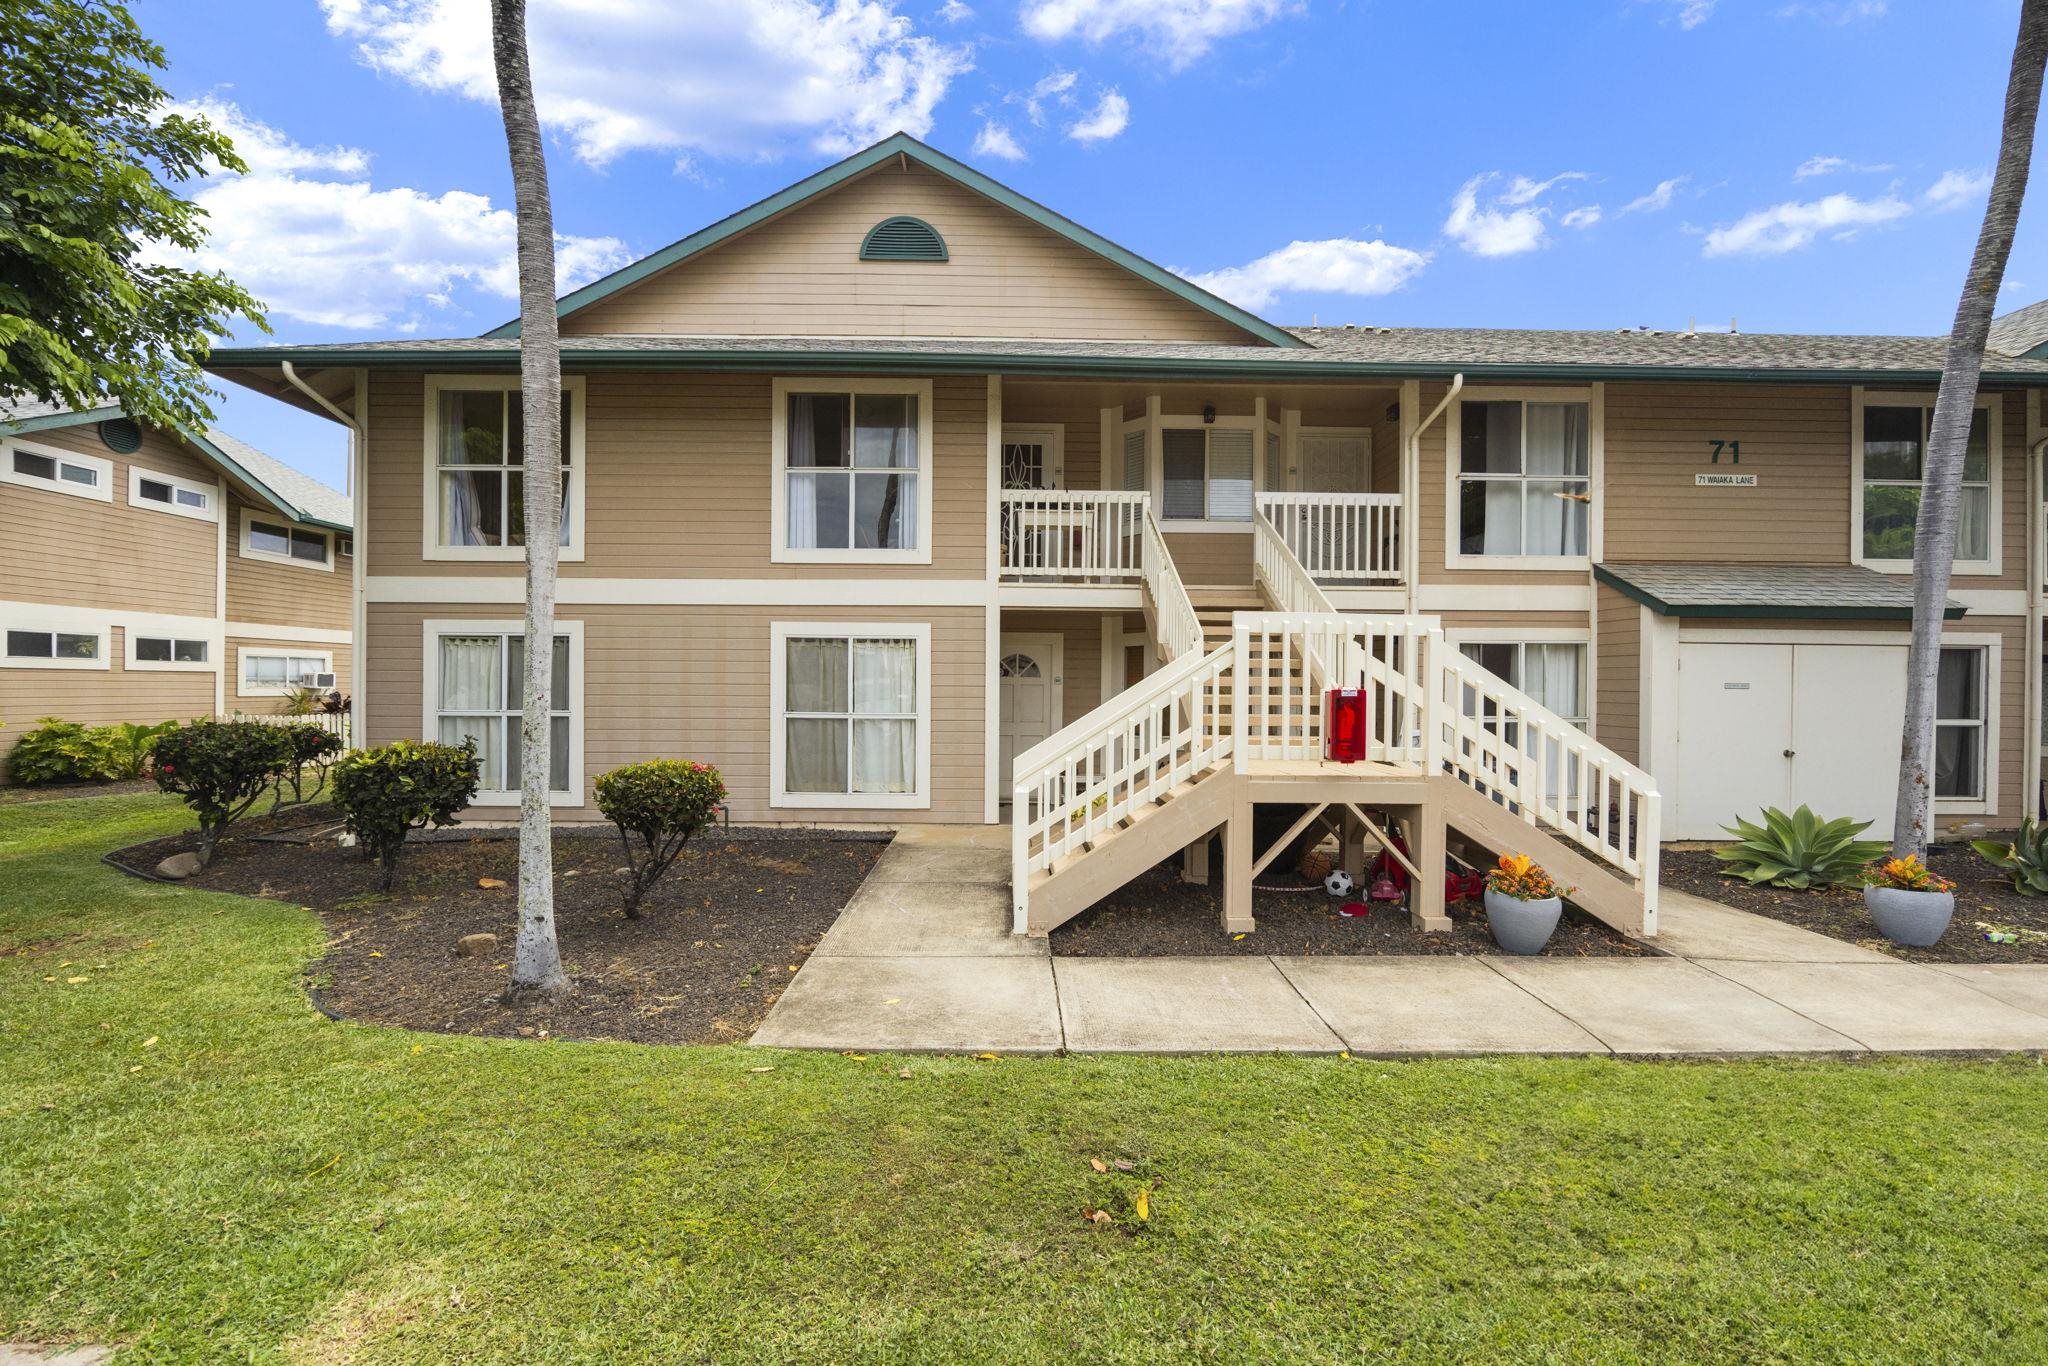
{"left": 1715, "top": 806, "right": 1888, "bottom": 890}
{"left": 1970, "top": 820, "right": 2048, "bottom": 896}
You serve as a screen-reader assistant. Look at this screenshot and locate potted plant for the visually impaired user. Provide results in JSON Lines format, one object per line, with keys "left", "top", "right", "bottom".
{"left": 1861, "top": 855, "right": 1956, "bottom": 947}
{"left": 1482, "top": 853, "right": 1569, "bottom": 955}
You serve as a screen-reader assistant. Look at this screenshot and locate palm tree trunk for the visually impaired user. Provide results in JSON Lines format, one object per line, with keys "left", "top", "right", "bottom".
{"left": 491, "top": 0, "right": 567, "bottom": 996}
{"left": 1894, "top": 0, "right": 2048, "bottom": 857}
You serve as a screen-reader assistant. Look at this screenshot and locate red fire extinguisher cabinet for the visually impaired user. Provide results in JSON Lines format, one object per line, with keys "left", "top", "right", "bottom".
{"left": 1325, "top": 688, "right": 1369, "bottom": 763}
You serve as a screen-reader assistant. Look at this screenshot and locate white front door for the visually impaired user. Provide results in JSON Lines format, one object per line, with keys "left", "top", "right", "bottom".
{"left": 1297, "top": 429, "right": 1371, "bottom": 493}
{"left": 998, "top": 634, "right": 1063, "bottom": 796}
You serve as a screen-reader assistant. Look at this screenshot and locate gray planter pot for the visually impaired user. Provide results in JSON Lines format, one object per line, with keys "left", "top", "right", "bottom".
{"left": 1863, "top": 885, "right": 1954, "bottom": 948}
{"left": 1483, "top": 888, "right": 1563, "bottom": 955}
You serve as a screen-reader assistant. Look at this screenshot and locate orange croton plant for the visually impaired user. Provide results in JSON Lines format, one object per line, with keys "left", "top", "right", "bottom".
{"left": 1486, "top": 853, "right": 1567, "bottom": 901}
{"left": 1864, "top": 855, "right": 1955, "bottom": 894}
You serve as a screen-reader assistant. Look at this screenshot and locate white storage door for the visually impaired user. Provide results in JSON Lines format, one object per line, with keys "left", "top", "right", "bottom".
{"left": 1676, "top": 643, "right": 1794, "bottom": 839}
{"left": 1788, "top": 643, "right": 1908, "bottom": 838}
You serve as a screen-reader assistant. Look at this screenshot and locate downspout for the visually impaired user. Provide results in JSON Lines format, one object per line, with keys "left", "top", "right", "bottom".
{"left": 281, "top": 362, "right": 366, "bottom": 749}
{"left": 2028, "top": 417, "right": 2047, "bottom": 820}
{"left": 1404, "top": 373, "right": 1463, "bottom": 617}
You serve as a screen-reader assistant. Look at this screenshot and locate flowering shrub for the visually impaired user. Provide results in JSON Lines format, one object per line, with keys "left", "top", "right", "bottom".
{"left": 150, "top": 721, "right": 295, "bottom": 863}
{"left": 594, "top": 759, "right": 727, "bottom": 917}
{"left": 1485, "top": 853, "right": 1566, "bottom": 901}
{"left": 331, "top": 739, "right": 481, "bottom": 890}
{"left": 1863, "top": 855, "right": 1955, "bottom": 894}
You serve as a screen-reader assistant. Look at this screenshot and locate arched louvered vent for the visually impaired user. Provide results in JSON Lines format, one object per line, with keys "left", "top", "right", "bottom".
{"left": 98, "top": 418, "right": 143, "bottom": 454}
{"left": 860, "top": 216, "right": 948, "bottom": 263}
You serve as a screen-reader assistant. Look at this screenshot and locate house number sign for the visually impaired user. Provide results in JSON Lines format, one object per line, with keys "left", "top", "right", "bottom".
{"left": 1696, "top": 472, "right": 1758, "bottom": 487}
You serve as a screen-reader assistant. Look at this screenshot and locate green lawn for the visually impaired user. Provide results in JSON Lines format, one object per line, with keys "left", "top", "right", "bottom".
{"left": 3, "top": 795, "right": 2048, "bottom": 1361}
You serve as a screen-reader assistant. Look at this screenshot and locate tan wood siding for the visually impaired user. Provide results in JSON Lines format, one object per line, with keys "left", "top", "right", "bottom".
{"left": 0, "top": 627, "right": 214, "bottom": 776}
{"left": 562, "top": 160, "right": 1261, "bottom": 343}
{"left": 1164, "top": 533, "right": 1253, "bottom": 586}
{"left": 1593, "top": 584, "right": 1640, "bottom": 764}
{"left": 367, "top": 602, "right": 986, "bottom": 824}
{"left": 224, "top": 492, "right": 353, "bottom": 630}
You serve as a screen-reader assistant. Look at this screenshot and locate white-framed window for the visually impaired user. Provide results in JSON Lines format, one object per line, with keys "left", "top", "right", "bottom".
{"left": 239, "top": 648, "right": 334, "bottom": 697}
{"left": 1456, "top": 637, "right": 1590, "bottom": 801}
{"left": 1445, "top": 388, "right": 1599, "bottom": 568}
{"left": 128, "top": 466, "right": 217, "bottom": 521}
{"left": 1852, "top": 390, "right": 2001, "bottom": 575}
{"left": 1160, "top": 425, "right": 1256, "bottom": 523}
{"left": 2, "top": 619, "right": 109, "bottom": 670}
{"left": 1, "top": 440, "right": 113, "bottom": 503}
{"left": 770, "top": 622, "right": 931, "bottom": 809}
{"left": 771, "top": 378, "right": 934, "bottom": 564}
{"left": 423, "top": 375, "right": 586, "bottom": 562}
{"left": 1936, "top": 643, "right": 1989, "bottom": 803}
{"left": 423, "top": 619, "right": 584, "bottom": 807}
{"left": 240, "top": 508, "right": 333, "bottom": 571}
{"left": 128, "top": 634, "right": 212, "bottom": 672}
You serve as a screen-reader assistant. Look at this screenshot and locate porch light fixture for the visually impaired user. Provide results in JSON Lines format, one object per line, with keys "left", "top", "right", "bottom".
{"left": 1202, "top": 404, "right": 1216, "bottom": 424}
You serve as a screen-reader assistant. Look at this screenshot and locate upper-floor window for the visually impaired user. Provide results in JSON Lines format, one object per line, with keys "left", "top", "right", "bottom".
{"left": 1, "top": 441, "right": 112, "bottom": 503}
{"left": 129, "top": 466, "right": 216, "bottom": 522}
{"left": 1161, "top": 427, "right": 1254, "bottom": 522}
{"left": 772, "top": 378, "right": 933, "bottom": 564}
{"left": 425, "top": 376, "right": 585, "bottom": 562}
{"left": 1857, "top": 396, "right": 1996, "bottom": 571}
{"left": 1455, "top": 398, "right": 1591, "bottom": 561}
{"left": 240, "top": 509, "right": 333, "bottom": 571}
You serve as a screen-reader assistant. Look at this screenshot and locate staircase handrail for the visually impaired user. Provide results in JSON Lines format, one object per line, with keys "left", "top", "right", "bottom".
{"left": 1139, "top": 507, "right": 1204, "bottom": 659}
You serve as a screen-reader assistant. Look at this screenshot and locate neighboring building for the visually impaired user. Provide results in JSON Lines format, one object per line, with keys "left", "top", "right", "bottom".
{"left": 0, "top": 400, "right": 354, "bottom": 764}
{"left": 207, "top": 133, "right": 2048, "bottom": 937}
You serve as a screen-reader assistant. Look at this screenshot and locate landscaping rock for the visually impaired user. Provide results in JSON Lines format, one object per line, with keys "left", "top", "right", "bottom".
{"left": 155, "top": 852, "right": 203, "bottom": 880}
{"left": 456, "top": 932, "right": 499, "bottom": 958}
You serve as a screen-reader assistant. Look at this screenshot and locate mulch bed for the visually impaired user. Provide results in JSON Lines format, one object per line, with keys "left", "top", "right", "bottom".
{"left": 1, "top": 777, "right": 158, "bottom": 804}
{"left": 1662, "top": 844, "right": 2048, "bottom": 964}
{"left": 111, "top": 813, "right": 887, "bottom": 1045}
{"left": 1051, "top": 863, "right": 1652, "bottom": 958}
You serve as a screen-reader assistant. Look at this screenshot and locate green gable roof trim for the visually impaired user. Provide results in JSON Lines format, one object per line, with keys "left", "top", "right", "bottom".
{"left": 485, "top": 132, "right": 1304, "bottom": 349}
{"left": 860, "top": 215, "right": 948, "bottom": 262}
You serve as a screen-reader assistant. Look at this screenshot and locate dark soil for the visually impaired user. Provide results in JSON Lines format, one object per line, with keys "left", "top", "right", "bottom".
{"left": 1051, "top": 863, "right": 1653, "bottom": 958}
{"left": 1662, "top": 844, "right": 2048, "bottom": 964}
{"left": 1, "top": 777, "right": 158, "bottom": 804}
{"left": 111, "top": 817, "right": 887, "bottom": 1044}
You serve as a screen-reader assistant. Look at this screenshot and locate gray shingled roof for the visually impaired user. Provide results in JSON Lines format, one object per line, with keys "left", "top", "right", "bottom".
{"left": 1596, "top": 563, "right": 1965, "bottom": 620}
{"left": 1988, "top": 298, "right": 2048, "bottom": 357}
{"left": 1291, "top": 324, "right": 2048, "bottom": 372}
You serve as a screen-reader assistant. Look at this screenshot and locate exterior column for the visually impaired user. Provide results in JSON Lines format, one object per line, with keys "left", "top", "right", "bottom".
{"left": 1221, "top": 789, "right": 1254, "bottom": 932}
{"left": 1410, "top": 799, "right": 1450, "bottom": 932}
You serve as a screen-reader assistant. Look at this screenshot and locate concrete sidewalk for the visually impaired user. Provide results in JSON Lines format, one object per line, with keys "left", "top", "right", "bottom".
{"left": 750, "top": 834, "right": 2048, "bottom": 1058}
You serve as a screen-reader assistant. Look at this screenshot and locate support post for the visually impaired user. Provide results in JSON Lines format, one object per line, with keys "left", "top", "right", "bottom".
{"left": 1222, "top": 790, "right": 1254, "bottom": 933}
{"left": 1411, "top": 794, "right": 1450, "bottom": 932}
{"left": 1341, "top": 808, "right": 1366, "bottom": 884}
{"left": 1182, "top": 835, "right": 1210, "bottom": 885}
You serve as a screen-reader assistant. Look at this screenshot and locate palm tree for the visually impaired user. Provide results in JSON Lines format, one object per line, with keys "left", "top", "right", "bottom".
{"left": 491, "top": 0, "right": 567, "bottom": 997}
{"left": 1894, "top": 0, "right": 2048, "bottom": 856}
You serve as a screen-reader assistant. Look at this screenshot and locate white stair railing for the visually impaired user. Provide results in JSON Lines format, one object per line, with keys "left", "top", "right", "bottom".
{"left": 999, "top": 490, "right": 1148, "bottom": 581}
{"left": 1139, "top": 507, "right": 1203, "bottom": 659}
{"left": 1231, "top": 613, "right": 1436, "bottom": 769}
{"left": 1256, "top": 493, "right": 1402, "bottom": 583}
{"left": 1253, "top": 505, "right": 1337, "bottom": 617}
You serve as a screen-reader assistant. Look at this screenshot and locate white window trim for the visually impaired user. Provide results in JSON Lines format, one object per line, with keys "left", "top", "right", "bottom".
{"left": 1443, "top": 384, "right": 1603, "bottom": 572}
{"left": 127, "top": 466, "right": 219, "bottom": 522}
{"left": 420, "top": 618, "right": 585, "bottom": 808}
{"left": 1, "top": 438, "right": 113, "bottom": 504}
{"left": 1851, "top": 387, "right": 2003, "bottom": 577}
{"left": 1935, "top": 632, "right": 2002, "bottom": 816}
{"left": 771, "top": 377, "right": 935, "bottom": 564}
{"left": 999, "top": 423, "right": 1065, "bottom": 490}
{"left": 127, "top": 632, "right": 215, "bottom": 673}
{"left": 237, "top": 646, "right": 335, "bottom": 699}
{"left": 240, "top": 508, "right": 334, "bottom": 572}
{"left": 769, "top": 621, "right": 932, "bottom": 810}
{"left": 421, "top": 374, "right": 588, "bottom": 564}
{"left": 2, "top": 612, "right": 110, "bottom": 671}
{"left": 1443, "top": 630, "right": 1592, "bottom": 722}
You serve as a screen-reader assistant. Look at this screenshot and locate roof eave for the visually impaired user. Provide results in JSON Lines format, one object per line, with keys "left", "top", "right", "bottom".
{"left": 1591, "top": 565, "right": 1966, "bottom": 620}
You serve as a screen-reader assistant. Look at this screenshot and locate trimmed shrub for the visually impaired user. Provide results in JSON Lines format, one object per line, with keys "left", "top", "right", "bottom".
{"left": 271, "top": 723, "right": 344, "bottom": 810}
{"left": 9, "top": 718, "right": 179, "bottom": 784}
{"left": 331, "top": 739, "right": 481, "bottom": 891}
{"left": 150, "top": 721, "right": 295, "bottom": 863}
{"left": 593, "top": 759, "right": 727, "bottom": 917}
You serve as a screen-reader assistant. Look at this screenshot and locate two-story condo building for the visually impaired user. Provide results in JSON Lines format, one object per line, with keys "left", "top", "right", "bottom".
{"left": 0, "top": 400, "right": 355, "bottom": 765}
{"left": 208, "top": 134, "right": 2048, "bottom": 940}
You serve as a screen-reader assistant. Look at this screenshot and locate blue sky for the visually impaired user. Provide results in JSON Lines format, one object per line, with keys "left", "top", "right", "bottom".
{"left": 137, "top": 0, "right": 2040, "bottom": 490}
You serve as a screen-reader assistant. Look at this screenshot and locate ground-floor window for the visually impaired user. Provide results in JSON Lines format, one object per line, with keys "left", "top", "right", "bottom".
{"left": 131, "top": 635, "right": 211, "bottom": 670}
{"left": 425, "top": 621, "right": 581, "bottom": 803}
{"left": 241, "top": 649, "right": 332, "bottom": 694}
{"left": 772, "top": 623, "right": 930, "bottom": 808}
{"left": 1936, "top": 645, "right": 1986, "bottom": 801}
{"left": 1457, "top": 640, "right": 1588, "bottom": 729}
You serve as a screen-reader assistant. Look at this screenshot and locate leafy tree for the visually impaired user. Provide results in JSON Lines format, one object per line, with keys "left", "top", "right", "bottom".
{"left": 1894, "top": 0, "right": 2048, "bottom": 855}
{"left": 594, "top": 760, "right": 728, "bottom": 918}
{"left": 0, "top": 0, "right": 265, "bottom": 431}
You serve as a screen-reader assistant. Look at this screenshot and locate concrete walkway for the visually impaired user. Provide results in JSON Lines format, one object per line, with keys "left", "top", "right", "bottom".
{"left": 750, "top": 834, "right": 2048, "bottom": 1058}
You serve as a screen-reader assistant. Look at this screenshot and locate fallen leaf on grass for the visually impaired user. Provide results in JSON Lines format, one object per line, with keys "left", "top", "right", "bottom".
{"left": 975, "top": 1052, "right": 999, "bottom": 1062}
{"left": 896, "top": 1068, "right": 912, "bottom": 1080}
{"left": 128, "top": 1065, "right": 142, "bottom": 1074}
{"left": 1082, "top": 1207, "right": 1113, "bottom": 1225}
{"left": 65, "top": 976, "right": 88, "bottom": 985}
{"left": 1113, "top": 1159, "right": 1135, "bottom": 1172}
{"left": 141, "top": 1037, "right": 158, "bottom": 1048}
{"left": 841, "top": 1052, "right": 868, "bottom": 1061}
{"left": 1089, "top": 1158, "right": 1108, "bottom": 1173}
{"left": 748, "top": 1065, "right": 775, "bottom": 1073}
{"left": 1134, "top": 1188, "right": 1149, "bottom": 1222}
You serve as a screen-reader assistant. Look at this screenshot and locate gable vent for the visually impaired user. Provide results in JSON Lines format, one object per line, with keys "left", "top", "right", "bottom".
{"left": 860, "top": 216, "right": 948, "bottom": 263}
{"left": 97, "top": 418, "right": 142, "bottom": 454}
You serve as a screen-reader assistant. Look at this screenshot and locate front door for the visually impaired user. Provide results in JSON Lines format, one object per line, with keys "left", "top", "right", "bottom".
{"left": 999, "top": 634, "right": 1063, "bottom": 797}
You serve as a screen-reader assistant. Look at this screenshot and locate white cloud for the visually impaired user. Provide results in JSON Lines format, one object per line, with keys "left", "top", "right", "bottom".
{"left": 1775, "top": 1, "right": 1887, "bottom": 21}
{"left": 146, "top": 99, "right": 629, "bottom": 330}
{"left": 1024, "top": 68, "right": 1079, "bottom": 124}
{"left": 1020, "top": 0, "right": 1299, "bottom": 69}
{"left": 1443, "top": 173, "right": 1568, "bottom": 257}
{"left": 318, "top": 0, "right": 973, "bottom": 166}
{"left": 1794, "top": 154, "right": 1891, "bottom": 179}
{"left": 938, "top": 0, "right": 974, "bottom": 19}
{"left": 1701, "top": 192, "right": 1910, "bottom": 257}
{"left": 1657, "top": 0, "right": 1716, "bottom": 29}
{"left": 973, "top": 119, "right": 1026, "bottom": 161}
{"left": 1621, "top": 175, "right": 1686, "bottom": 213}
{"left": 1561, "top": 205, "right": 1603, "bottom": 229}
{"left": 1066, "top": 88, "right": 1129, "bottom": 142}
{"left": 1500, "top": 171, "right": 1589, "bottom": 206}
{"left": 1184, "top": 238, "right": 1430, "bottom": 311}
{"left": 1926, "top": 169, "right": 1992, "bottom": 211}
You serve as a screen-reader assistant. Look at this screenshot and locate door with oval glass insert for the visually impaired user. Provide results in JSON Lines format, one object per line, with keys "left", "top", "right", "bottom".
{"left": 998, "top": 633, "right": 1063, "bottom": 799}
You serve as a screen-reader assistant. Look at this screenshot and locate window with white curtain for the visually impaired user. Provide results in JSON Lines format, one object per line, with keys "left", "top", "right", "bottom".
{"left": 774, "top": 625, "right": 928, "bottom": 806}
{"left": 1159, "top": 426, "right": 1254, "bottom": 522}
{"left": 1458, "top": 640, "right": 1590, "bottom": 802}
{"left": 241, "top": 650, "right": 331, "bottom": 693}
{"left": 432, "top": 381, "right": 577, "bottom": 555}
{"left": 1935, "top": 645, "right": 1986, "bottom": 801}
{"left": 434, "top": 631, "right": 572, "bottom": 795}
{"left": 784, "top": 390, "right": 921, "bottom": 552}
{"left": 1457, "top": 400, "right": 1590, "bottom": 558}
{"left": 1860, "top": 403, "right": 1992, "bottom": 565}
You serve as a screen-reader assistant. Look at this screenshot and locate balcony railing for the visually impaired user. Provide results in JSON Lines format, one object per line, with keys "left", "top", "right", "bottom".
{"left": 998, "top": 490, "right": 1148, "bottom": 582}
{"left": 1256, "top": 493, "right": 1402, "bottom": 584}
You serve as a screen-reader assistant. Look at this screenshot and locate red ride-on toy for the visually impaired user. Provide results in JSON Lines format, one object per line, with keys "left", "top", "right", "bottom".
{"left": 1367, "top": 823, "right": 1486, "bottom": 907}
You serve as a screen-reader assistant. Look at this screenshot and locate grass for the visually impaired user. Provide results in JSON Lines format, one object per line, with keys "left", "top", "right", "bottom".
{"left": 3, "top": 794, "right": 2048, "bottom": 1361}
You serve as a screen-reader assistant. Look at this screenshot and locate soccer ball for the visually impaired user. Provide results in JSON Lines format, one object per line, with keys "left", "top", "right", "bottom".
{"left": 1323, "top": 869, "right": 1355, "bottom": 898}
